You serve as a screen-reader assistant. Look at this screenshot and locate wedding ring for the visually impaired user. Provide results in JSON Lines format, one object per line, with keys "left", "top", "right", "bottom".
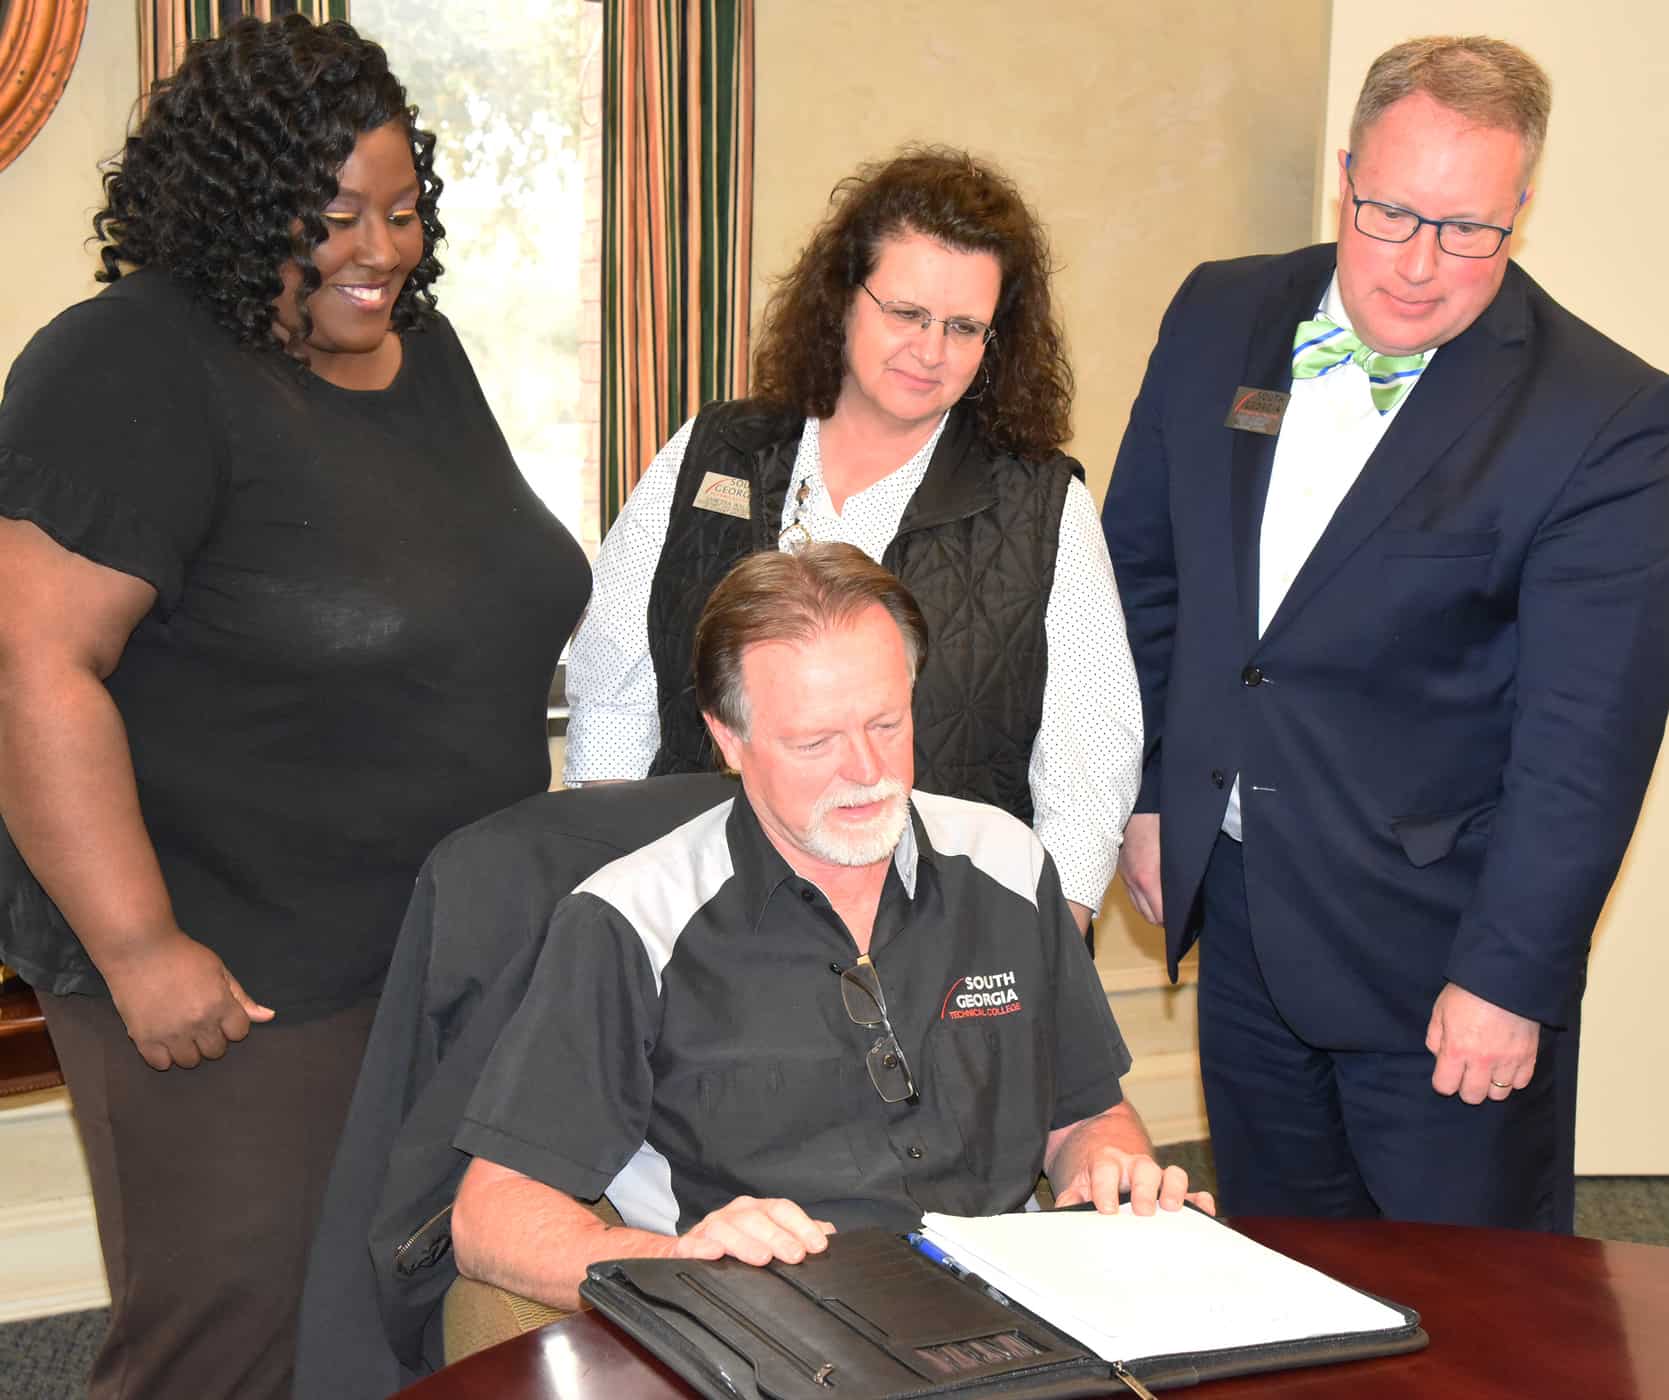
{"left": 1490, "top": 1078, "right": 1511, "bottom": 1089}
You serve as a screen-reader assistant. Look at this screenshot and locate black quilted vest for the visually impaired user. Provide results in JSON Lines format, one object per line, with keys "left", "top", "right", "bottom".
{"left": 644, "top": 399, "right": 1079, "bottom": 823}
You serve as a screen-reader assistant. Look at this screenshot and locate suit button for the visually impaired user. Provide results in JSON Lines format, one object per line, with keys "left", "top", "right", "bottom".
{"left": 1211, "top": 769, "right": 1225, "bottom": 788}
{"left": 1241, "top": 665, "right": 1264, "bottom": 687}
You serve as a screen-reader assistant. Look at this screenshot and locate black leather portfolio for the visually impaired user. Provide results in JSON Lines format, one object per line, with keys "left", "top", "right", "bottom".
{"left": 579, "top": 1225, "right": 1428, "bottom": 1399}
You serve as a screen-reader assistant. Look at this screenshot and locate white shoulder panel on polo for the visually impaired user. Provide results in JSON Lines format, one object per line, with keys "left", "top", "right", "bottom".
{"left": 573, "top": 798, "right": 737, "bottom": 992}
{"left": 911, "top": 789, "right": 1044, "bottom": 910}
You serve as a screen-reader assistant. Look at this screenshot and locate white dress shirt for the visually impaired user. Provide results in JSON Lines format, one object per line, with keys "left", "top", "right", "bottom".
{"left": 565, "top": 413, "right": 1144, "bottom": 909}
{"left": 1222, "top": 274, "right": 1434, "bottom": 840}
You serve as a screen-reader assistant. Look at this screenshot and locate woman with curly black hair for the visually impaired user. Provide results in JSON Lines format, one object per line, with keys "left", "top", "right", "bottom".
{"left": 0, "top": 17, "right": 588, "bottom": 1397}
{"left": 565, "top": 147, "right": 1142, "bottom": 936}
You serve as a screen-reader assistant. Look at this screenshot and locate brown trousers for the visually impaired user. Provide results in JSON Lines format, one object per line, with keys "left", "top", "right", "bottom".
{"left": 39, "top": 990, "right": 375, "bottom": 1400}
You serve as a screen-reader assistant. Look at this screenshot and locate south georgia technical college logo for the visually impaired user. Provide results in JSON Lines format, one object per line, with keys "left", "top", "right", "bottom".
{"left": 939, "top": 969, "right": 1024, "bottom": 1020}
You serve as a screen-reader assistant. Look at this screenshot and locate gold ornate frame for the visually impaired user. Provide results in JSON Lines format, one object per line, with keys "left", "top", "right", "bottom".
{"left": 0, "top": 0, "right": 90, "bottom": 175}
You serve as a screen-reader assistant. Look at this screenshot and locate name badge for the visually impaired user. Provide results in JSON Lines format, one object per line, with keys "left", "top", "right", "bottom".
{"left": 692, "top": 472, "right": 750, "bottom": 519}
{"left": 1224, "top": 386, "right": 1291, "bottom": 435}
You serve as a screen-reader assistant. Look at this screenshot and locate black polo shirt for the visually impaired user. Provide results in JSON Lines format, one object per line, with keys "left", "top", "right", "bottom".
{"left": 456, "top": 788, "right": 1131, "bottom": 1234}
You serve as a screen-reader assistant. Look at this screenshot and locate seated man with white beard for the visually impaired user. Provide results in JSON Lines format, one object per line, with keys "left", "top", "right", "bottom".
{"left": 449, "top": 544, "right": 1207, "bottom": 1310}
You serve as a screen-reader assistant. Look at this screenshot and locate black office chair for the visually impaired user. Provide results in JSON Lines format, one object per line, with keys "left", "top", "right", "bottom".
{"left": 292, "top": 773, "right": 737, "bottom": 1399}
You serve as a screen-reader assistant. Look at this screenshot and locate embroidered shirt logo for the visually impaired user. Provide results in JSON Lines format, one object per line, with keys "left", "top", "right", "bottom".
{"left": 939, "top": 969, "right": 1023, "bottom": 1020}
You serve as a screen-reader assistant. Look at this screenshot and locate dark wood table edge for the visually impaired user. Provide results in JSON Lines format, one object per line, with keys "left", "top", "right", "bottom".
{"left": 393, "top": 1216, "right": 1669, "bottom": 1398}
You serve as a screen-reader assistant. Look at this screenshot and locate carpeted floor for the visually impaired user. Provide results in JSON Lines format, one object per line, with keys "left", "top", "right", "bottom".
{"left": 3, "top": 1147, "right": 1665, "bottom": 1400}
{"left": 0, "top": 1308, "right": 103, "bottom": 1400}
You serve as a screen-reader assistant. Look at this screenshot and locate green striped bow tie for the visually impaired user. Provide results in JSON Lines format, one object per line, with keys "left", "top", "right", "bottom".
{"left": 1292, "top": 315, "right": 1427, "bottom": 414}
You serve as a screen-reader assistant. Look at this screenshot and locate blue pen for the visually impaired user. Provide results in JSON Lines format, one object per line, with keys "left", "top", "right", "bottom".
{"left": 906, "top": 1232, "right": 956, "bottom": 1270}
{"left": 906, "top": 1233, "right": 1013, "bottom": 1306}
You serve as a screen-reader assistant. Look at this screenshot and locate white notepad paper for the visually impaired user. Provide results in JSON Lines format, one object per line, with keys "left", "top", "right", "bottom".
{"left": 920, "top": 1206, "right": 1407, "bottom": 1365}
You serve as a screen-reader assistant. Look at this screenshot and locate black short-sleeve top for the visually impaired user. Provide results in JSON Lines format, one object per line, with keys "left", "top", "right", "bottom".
{"left": 0, "top": 268, "right": 590, "bottom": 1014}
{"left": 455, "top": 789, "right": 1131, "bottom": 1233}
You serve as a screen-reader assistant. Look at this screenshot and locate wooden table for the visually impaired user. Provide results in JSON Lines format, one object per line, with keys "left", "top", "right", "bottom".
{"left": 396, "top": 1217, "right": 1669, "bottom": 1398}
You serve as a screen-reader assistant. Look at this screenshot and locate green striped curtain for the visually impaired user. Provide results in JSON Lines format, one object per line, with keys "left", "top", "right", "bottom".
{"left": 143, "top": 0, "right": 351, "bottom": 93}
{"left": 601, "top": 0, "right": 755, "bottom": 529}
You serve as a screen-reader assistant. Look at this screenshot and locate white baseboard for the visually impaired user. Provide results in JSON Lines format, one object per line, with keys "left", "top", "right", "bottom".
{"left": 0, "top": 1195, "right": 110, "bottom": 1322}
{"left": 0, "top": 1088, "right": 110, "bottom": 1322}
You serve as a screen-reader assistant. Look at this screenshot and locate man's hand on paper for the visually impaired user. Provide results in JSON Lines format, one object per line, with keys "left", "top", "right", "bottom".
{"left": 673, "top": 1194, "right": 836, "bottom": 1267}
{"left": 1052, "top": 1148, "right": 1213, "bottom": 1218}
{"left": 1045, "top": 1099, "right": 1216, "bottom": 1217}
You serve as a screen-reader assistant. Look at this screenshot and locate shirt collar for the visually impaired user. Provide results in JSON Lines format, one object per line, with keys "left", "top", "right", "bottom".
{"left": 1319, "top": 269, "right": 1348, "bottom": 327}
{"left": 893, "top": 807, "right": 926, "bottom": 898}
{"left": 1320, "top": 271, "right": 1438, "bottom": 370}
{"left": 791, "top": 412, "right": 951, "bottom": 511}
{"left": 722, "top": 786, "right": 933, "bottom": 930}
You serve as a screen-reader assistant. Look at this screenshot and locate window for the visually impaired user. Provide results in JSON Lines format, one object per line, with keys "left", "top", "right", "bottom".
{"left": 353, "top": 0, "right": 604, "bottom": 551}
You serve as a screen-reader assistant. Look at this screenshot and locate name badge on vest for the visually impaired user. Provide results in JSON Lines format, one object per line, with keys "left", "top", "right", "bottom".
{"left": 1224, "top": 386, "right": 1291, "bottom": 436}
{"left": 692, "top": 472, "right": 751, "bottom": 520}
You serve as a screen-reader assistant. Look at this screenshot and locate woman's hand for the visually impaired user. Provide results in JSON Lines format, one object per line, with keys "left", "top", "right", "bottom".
{"left": 1, "top": 519, "right": 272, "bottom": 1069}
{"left": 101, "top": 931, "right": 274, "bottom": 1070}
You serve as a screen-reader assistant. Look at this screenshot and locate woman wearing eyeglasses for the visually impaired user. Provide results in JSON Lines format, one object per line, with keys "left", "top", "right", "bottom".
{"left": 565, "top": 146, "right": 1140, "bottom": 935}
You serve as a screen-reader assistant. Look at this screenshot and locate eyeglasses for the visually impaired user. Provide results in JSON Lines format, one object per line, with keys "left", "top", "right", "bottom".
{"left": 1344, "top": 163, "right": 1516, "bottom": 260}
{"left": 840, "top": 955, "right": 919, "bottom": 1104}
{"left": 861, "top": 284, "right": 995, "bottom": 346}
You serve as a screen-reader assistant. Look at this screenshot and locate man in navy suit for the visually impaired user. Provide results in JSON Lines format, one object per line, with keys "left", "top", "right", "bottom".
{"left": 1102, "top": 35, "right": 1669, "bottom": 1230}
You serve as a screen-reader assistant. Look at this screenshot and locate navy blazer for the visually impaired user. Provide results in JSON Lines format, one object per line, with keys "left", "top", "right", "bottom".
{"left": 1102, "top": 243, "right": 1669, "bottom": 1051}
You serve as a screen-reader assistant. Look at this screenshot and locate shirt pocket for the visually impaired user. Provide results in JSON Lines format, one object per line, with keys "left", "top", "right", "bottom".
{"left": 924, "top": 1018, "right": 1050, "bottom": 1209}
{"left": 685, "top": 1058, "right": 866, "bottom": 1198}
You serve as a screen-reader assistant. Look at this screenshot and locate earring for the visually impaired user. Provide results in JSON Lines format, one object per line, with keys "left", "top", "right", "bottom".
{"left": 963, "top": 361, "right": 992, "bottom": 401}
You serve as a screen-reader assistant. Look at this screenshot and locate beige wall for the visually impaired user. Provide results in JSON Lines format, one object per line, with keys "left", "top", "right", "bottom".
{"left": 1323, "top": 0, "right": 1669, "bottom": 1175}
{"left": 0, "top": 6, "right": 139, "bottom": 372}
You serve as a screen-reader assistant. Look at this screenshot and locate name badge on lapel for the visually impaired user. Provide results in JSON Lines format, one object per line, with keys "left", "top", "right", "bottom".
{"left": 1224, "top": 387, "right": 1291, "bottom": 436}
{"left": 692, "top": 472, "right": 750, "bottom": 519}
